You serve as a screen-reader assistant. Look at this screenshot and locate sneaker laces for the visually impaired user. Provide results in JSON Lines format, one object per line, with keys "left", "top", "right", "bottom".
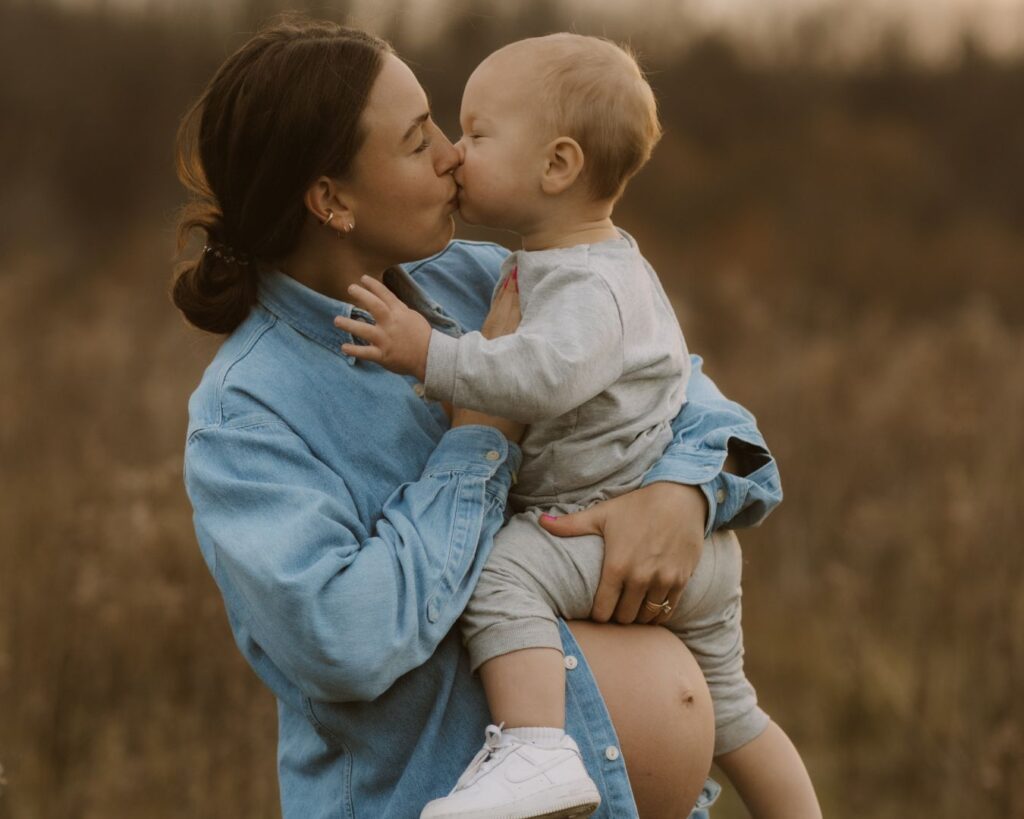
{"left": 453, "top": 723, "right": 514, "bottom": 791}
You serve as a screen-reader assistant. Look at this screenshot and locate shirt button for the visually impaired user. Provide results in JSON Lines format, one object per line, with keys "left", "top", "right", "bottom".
{"left": 426, "top": 600, "right": 440, "bottom": 623}
{"left": 605, "top": 745, "right": 620, "bottom": 761}
{"left": 564, "top": 655, "right": 578, "bottom": 670}
{"left": 412, "top": 383, "right": 426, "bottom": 397}
{"left": 715, "top": 488, "right": 726, "bottom": 503}
{"left": 485, "top": 450, "right": 500, "bottom": 461}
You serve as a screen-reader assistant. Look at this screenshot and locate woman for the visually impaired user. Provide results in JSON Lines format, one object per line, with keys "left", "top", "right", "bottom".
{"left": 175, "top": 17, "right": 781, "bottom": 819}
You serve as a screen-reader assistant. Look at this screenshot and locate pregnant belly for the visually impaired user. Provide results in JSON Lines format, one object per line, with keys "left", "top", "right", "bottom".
{"left": 567, "top": 621, "right": 715, "bottom": 818}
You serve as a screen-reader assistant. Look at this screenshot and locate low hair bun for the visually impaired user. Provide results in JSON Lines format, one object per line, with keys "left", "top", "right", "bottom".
{"left": 172, "top": 217, "right": 258, "bottom": 334}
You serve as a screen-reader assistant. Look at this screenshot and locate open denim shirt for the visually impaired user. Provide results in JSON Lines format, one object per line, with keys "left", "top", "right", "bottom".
{"left": 183, "top": 240, "right": 782, "bottom": 818}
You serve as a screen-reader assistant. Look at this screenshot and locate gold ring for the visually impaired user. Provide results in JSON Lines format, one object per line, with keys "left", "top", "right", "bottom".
{"left": 643, "top": 598, "right": 672, "bottom": 615}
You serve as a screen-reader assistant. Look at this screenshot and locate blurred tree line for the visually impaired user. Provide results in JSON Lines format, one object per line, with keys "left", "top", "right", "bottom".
{"left": 1, "top": 0, "right": 1021, "bottom": 325}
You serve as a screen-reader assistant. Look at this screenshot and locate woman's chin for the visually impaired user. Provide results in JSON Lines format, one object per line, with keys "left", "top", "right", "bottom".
{"left": 419, "top": 220, "right": 455, "bottom": 258}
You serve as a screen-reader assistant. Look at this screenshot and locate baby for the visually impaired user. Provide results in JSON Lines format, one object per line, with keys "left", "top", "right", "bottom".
{"left": 336, "top": 33, "right": 819, "bottom": 819}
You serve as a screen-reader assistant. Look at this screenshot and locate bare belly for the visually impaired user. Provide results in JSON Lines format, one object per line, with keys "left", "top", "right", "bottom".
{"left": 567, "top": 621, "right": 715, "bottom": 819}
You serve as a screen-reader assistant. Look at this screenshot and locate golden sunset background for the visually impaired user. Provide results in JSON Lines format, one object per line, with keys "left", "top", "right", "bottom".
{"left": 1, "top": 0, "right": 1022, "bottom": 816}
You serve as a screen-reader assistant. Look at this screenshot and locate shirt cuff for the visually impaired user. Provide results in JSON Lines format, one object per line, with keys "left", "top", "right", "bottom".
{"left": 423, "top": 425, "right": 523, "bottom": 493}
{"left": 698, "top": 474, "right": 726, "bottom": 538}
{"left": 700, "top": 459, "right": 783, "bottom": 535}
{"left": 424, "top": 329, "right": 458, "bottom": 403}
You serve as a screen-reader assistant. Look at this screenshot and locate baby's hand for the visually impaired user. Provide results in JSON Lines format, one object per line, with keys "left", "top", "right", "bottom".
{"left": 480, "top": 266, "right": 521, "bottom": 339}
{"left": 334, "top": 275, "right": 432, "bottom": 380}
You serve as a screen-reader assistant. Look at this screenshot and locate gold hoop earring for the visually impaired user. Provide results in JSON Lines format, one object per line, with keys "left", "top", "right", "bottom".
{"left": 322, "top": 210, "right": 335, "bottom": 227}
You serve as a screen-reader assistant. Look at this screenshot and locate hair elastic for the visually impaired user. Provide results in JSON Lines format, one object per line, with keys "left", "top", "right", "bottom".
{"left": 203, "top": 242, "right": 249, "bottom": 266}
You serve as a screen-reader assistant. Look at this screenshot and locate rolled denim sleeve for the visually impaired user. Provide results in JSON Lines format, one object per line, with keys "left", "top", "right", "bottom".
{"left": 640, "top": 355, "right": 782, "bottom": 536}
{"left": 184, "top": 420, "right": 521, "bottom": 703}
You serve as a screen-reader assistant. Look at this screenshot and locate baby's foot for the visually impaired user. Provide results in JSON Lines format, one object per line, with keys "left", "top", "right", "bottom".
{"left": 420, "top": 724, "right": 600, "bottom": 819}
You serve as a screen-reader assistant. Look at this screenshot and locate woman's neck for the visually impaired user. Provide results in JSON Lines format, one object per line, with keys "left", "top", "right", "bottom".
{"left": 278, "top": 233, "right": 383, "bottom": 303}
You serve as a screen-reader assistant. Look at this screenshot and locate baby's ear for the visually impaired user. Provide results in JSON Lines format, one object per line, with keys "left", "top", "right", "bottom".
{"left": 541, "top": 137, "right": 584, "bottom": 195}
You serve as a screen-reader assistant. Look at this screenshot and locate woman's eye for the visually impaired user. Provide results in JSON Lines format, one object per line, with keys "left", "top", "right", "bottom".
{"left": 414, "top": 137, "right": 432, "bottom": 153}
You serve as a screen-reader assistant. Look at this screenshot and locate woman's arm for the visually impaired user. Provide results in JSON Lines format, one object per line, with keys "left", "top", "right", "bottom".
{"left": 542, "top": 356, "right": 782, "bottom": 624}
{"left": 184, "top": 421, "right": 520, "bottom": 704}
{"left": 643, "top": 354, "right": 782, "bottom": 535}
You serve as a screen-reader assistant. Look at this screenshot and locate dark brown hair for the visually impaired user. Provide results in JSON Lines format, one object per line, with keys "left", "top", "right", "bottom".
{"left": 172, "top": 16, "right": 392, "bottom": 334}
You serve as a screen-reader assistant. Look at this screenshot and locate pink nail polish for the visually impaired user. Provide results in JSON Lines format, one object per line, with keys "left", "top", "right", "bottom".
{"left": 541, "top": 514, "right": 558, "bottom": 521}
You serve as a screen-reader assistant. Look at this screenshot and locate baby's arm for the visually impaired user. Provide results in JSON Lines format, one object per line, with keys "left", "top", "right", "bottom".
{"left": 335, "top": 267, "right": 624, "bottom": 419}
{"left": 334, "top": 267, "right": 624, "bottom": 421}
{"left": 423, "top": 265, "right": 625, "bottom": 422}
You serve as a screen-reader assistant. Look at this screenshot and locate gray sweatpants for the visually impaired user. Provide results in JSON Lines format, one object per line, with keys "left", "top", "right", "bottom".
{"left": 461, "top": 508, "right": 770, "bottom": 757}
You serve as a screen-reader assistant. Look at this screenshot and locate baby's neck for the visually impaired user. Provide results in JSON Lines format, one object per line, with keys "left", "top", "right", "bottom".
{"left": 521, "top": 220, "right": 618, "bottom": 251}
{"left": 519, "top": 200, "right": 618, "bottom": 251}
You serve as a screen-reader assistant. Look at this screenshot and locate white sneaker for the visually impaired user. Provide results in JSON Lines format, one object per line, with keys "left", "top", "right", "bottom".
{"left": 420, "top": 724, "right": 601, "bottom": 819}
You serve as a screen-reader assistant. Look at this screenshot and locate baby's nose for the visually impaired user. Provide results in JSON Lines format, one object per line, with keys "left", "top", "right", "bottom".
{"left": 453, "top": 138, "right": 467, "bottom": 162}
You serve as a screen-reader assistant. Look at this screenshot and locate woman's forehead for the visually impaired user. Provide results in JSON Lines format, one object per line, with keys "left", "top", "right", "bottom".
{"left": 363, "top": 54, "right": 430, "bottom": 135}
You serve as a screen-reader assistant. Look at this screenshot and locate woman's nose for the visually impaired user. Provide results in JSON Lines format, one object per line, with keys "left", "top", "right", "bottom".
{"left": 433, "top": 131, "right": 461, "bottom": 175}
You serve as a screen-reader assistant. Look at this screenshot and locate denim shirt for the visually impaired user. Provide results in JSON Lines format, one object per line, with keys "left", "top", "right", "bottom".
{"left": 183, "top": 240, "right": 782, "bottom": 819}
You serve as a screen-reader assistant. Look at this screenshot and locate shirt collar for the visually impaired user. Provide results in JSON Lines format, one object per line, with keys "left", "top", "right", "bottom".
{"left": 257, "top": 266, "right": 458, "bottom": 363}
{"left": 257, "top": 269, "right": 363, "bottom": 359}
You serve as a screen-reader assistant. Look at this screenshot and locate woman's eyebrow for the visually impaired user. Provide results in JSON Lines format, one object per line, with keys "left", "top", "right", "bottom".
{"left": 401, "top": 111, "right": 430, "bottom": 144}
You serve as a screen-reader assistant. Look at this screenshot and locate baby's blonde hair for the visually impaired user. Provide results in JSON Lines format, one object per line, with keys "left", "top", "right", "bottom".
{"left": 503, "top": 33, "right": 663, "bottom": 201}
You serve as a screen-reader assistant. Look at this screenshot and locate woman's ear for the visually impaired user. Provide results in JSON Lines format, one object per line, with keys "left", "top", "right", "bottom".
{"left": 304, "top": 176, "right": 356, "bottom": 232}
{"left": 540, "top": 137, "right": 585, "bottom": 195}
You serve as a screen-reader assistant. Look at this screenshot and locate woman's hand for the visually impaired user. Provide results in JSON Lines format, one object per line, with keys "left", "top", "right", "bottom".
{"left": 448, "top": 268, "right": 525, "bottom": 442}
{"left": 539, "top": 482, "right": 708, "bottom": 625}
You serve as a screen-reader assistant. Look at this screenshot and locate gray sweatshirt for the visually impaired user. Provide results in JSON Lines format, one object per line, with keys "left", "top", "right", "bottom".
{"left": 424, "top": 231, "right": 690, "bottom": 509}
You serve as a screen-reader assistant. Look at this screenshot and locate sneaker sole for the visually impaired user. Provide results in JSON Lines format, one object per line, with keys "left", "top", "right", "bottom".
{"left": 527, "top": 802, "right": 600, "bottom": 819}
{"left": 425, "top": 796, "right": 600, "bottom": 819}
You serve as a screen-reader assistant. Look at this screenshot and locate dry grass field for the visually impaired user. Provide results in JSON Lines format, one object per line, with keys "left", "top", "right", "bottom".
{"left": 1, "top": 1, "right": 1022, "bottom": 817}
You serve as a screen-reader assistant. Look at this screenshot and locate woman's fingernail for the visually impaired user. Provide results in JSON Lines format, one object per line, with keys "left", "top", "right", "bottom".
{"left": 541, "top": 514, "right": 558, "bottom": 521}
